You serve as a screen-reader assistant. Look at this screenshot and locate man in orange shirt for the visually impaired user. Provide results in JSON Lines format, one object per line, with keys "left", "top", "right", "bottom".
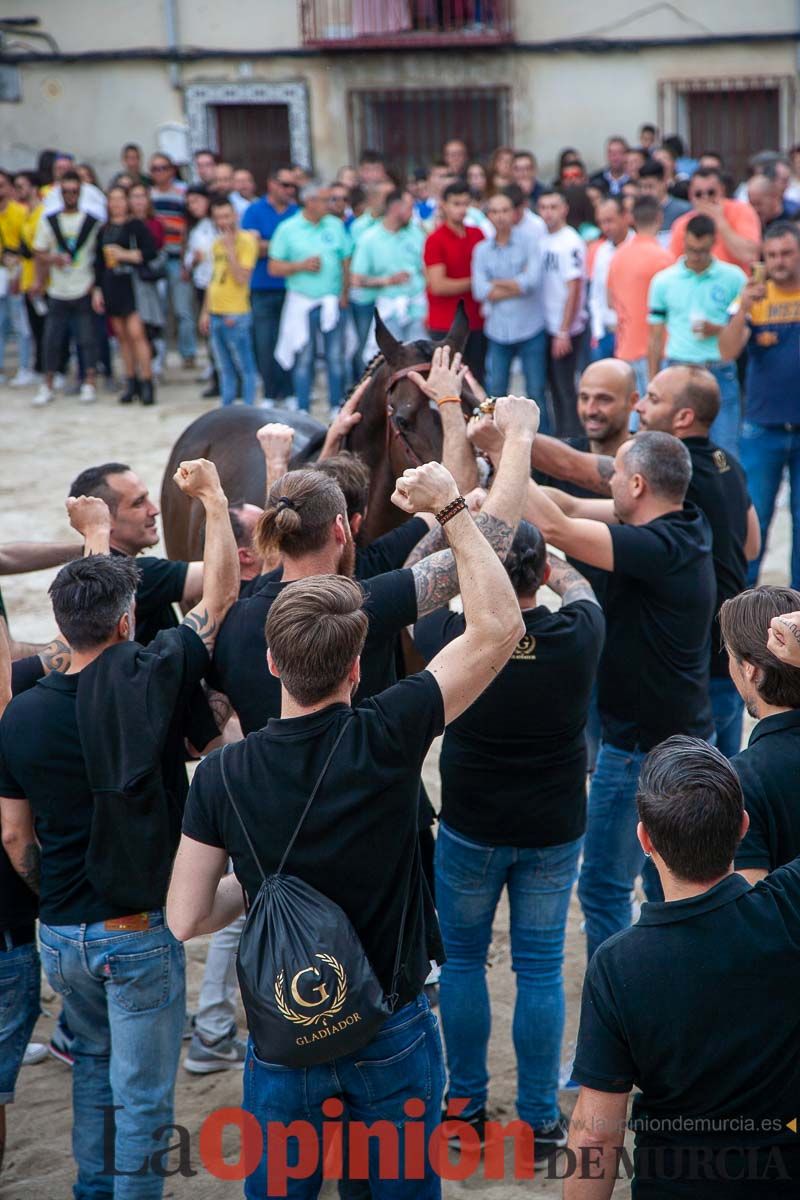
{"left": 670, "top": 167, "right": 761, "bottom": 271}
{"left": 608, "top": 196, "right": 674, "bottom": 401}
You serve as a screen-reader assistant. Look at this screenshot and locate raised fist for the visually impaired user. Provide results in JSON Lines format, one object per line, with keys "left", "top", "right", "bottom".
{"left": 257, "top": 423, "right": 295, "bottom": 463}
{"left": 767, "top": 613, "right": 800, "bottom": 669}
{"left": 66, "top": 495, "right": 112, "bottom": 535}
{"left": 391, "top": 461, "right": 460, "bottom": 516}
{"left": 173, "top": 459, "right": 224, "bottom": 502}
{"left": 493, "top": 394, "right": 540, "bottom": 441}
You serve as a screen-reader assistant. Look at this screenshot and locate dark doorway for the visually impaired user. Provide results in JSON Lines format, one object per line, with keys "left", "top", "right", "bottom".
{"left": 688, "top": 88, "right": 780, "bottom": 183}
{"left": 215, "top": 104, "right": 292, "bottom": 190}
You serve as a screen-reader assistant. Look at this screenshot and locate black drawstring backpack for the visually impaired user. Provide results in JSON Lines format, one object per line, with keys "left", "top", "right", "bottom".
{"left": 219, "top": 721, "right": 412, "bottom": 1068}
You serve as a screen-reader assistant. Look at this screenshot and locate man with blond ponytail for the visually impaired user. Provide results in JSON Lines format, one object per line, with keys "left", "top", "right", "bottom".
{"left": 168, "top": 394, "right": 538, "bottom": 1199}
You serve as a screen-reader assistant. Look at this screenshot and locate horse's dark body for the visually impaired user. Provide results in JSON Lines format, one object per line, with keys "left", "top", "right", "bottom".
{"left": 161, "top": 307, "right": 474, "bottom": 562}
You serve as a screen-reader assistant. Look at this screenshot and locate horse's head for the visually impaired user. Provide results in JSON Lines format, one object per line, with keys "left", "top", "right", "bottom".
{"left": 372, "top": 301, "right": 478, "bottom": 471}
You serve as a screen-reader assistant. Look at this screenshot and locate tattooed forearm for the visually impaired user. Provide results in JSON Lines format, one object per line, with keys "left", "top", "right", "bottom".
{"left": 596, "top": 456, "right": 615, "bottom": 488}
{"left": 404, "top": 523, "right": 447, "bottom": 568}
{"left": 19, "top": 841, "right": 41, "bottom": 894}
{"left": 545, "top": 554, "right": 599, "bottom": 607}
{"left": 182, "top": 606, "right": 219, "bottom": 651}
{"left": 205, "top": 687, "right": 233, "bottom": 731}
{"left": 412, "top": 513, "right": 515, "bottom": 618}
{"left": 39, "top": 637, "right": 71, "bottom": 675}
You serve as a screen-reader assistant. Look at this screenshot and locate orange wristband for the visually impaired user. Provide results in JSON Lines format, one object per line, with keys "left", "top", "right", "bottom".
{"left": 435, "top": 395, "right": 462, "bottom": 406}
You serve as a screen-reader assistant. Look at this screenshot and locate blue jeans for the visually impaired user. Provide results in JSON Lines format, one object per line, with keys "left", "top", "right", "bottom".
{"left": 739, "top": 421, "right": 800, "bottom": 589}
{"left": 162, "top": 256, "right": 197, "bottom": 360}
{"left": 210, "top": 312, "right": 259, "bottom": 406}
{"left": 590, "top": 331, "right": 616, "bottom": 362}
{"left": 39, "top": 913, "right": 185, "bottom": 1200}
{"left": 709, "top": 674, "right": 745, "bottom": 758}
{"left": 251, "top": 289, "right": 294, "bottom": 400}
{"left": 0, "top": 938, "right": 40, "bottom": 1103}
{"left": 578, "top": 742, "right": 648, "bottom": 962}
{"left": 243, "top": 994, "right": 444, "bottom": 1199}
{"left": 485, "top": 330, "right": 549, "bottom": 428}
{"left": 350, "top": 300, "right": 375, "bottom": 383}
{"left": 293, "top": 305, "right": 345, "bottom": 412}
{"left": 0, "top": 292, "right": 32, "bottom": 373}
{"left": 435, "top": 822, "right": 582, "bottom": 1129}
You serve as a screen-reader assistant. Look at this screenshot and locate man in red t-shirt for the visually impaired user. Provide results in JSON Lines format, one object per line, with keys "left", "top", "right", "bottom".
{"left": 423, "top": 181, "right": 486, "bottom": 380}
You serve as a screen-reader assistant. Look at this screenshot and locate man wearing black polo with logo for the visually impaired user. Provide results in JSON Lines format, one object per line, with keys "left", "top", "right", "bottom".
{"left": 522, "top": 431, "right": 715, "bottom": 959}
{"left": 717, "top": 587, "right": 800, "bottom": 884}
{"left": 0, "top": 461, "right": 238, "bottom": 1200}
{"left": 565, "top": 737, "right": 800, "bottom": 1199}
{"left": 519, "top": 364, "right": 760, "bottom": 756}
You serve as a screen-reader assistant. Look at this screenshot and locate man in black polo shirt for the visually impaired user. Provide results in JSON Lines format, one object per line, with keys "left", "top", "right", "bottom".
{"left": 517, "top": 364, "right": 760, "bottom": 756}
{"left": 0, "top": 459, "right": 238, "bottom": 1200}
{"left": 566, "top": 737, "right": 800, "bottom": 1199}
{"left": 167, "top": 411, "right": 535, "bottom": 1198}
{"left": 68, "top": 462, "right": 203, "bottom": 645}
{"left": 717, "top": 586, "right": 800, "bottom": 883}
{"left": 523, "top": 431, "right": 715, "bottom": 959}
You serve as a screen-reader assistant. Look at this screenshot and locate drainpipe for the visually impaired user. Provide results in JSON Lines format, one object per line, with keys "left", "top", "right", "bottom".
{"left": 165, "top": 0, "right": 180, "bottom": 89}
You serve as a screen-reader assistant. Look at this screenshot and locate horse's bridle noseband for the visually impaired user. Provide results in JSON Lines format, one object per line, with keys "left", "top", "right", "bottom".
{"left": 385, "top": 361, "right": 433, "bottom": 468}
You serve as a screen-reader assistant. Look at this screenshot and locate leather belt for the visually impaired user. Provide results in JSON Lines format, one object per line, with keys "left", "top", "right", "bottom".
{"left": 104, "top": 912, "right": 152, "bottom": 932}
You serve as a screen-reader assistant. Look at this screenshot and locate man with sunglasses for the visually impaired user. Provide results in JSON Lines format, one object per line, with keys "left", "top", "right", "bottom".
{"left": 242, "top": 165, "right": 299, "bottom": 406}
{"left": 31, "top": 170, "right": 99, "bottom": 408}
{"left": 669, "top": 167, "right": 761, "bottom": 271}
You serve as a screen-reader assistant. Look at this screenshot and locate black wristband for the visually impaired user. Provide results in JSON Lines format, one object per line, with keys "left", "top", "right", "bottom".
{"left": 436, "top": 496, "right": 467, "bottom": 526}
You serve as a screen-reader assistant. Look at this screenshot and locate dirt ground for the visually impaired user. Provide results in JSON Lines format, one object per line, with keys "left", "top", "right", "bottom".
{"left": 0, "top": 361, "right": 790, "bottom": 1198}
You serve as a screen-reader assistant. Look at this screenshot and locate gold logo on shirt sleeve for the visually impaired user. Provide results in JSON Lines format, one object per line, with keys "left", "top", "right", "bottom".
{"left": 511, "top": 634, "right": 537, "bottom": 660}
{"left": 712, "top": 449, "right": 730, "bottom": 474}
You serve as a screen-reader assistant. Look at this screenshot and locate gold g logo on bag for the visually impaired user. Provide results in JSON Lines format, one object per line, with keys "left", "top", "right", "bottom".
{"left": 275, "top": 955, "right": 348, "bottom": 1026}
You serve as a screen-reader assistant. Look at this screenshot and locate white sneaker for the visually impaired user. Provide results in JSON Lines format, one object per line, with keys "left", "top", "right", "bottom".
{"left": 53, "top": 372, "right": 67, "bottom": 391}
{"left": 79, "top": 383, "right": 97, "bottom": 404}
{"left": 23, "top": 1042, "right": 48, "bottom": 1066}
{"left": 32, "top": 384, "right": 54, "bottom": 407}
{"left": 9, "top": 368, "right": 37, "bottom": 387}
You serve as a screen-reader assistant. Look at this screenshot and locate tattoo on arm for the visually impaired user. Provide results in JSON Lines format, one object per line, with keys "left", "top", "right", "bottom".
{"left": 182, "top": 606, "right": 219, "bottom": 651}
{"left": 412, "top": 513, "right": 515, "bottom": 618}
{"left": 39, "top": 638, "right": 71, "bottom": 675}
{"left": 546, "top": 555, "right": 599, "bottom": 607}
{"left": 20, "top": 841, "right": 41, "bottom": 894}
{"left": 404, "top": 523, "right": 447, "bottom": 569}
{"left": 596, "top": 456, "right": 615, "bottom": 488}
{"left": 205, "top": 687, "right": 233, "bottom": 731}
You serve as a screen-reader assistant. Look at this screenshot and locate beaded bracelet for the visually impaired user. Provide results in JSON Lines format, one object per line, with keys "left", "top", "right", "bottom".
{"left": 435, "top": 395, "right": 462, "bottom": 406}
{"left": 436, "top": 495, "right": 468, "bottom": 526}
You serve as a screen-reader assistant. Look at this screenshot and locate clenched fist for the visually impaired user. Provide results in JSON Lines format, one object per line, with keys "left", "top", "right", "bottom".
{"left": 257, "top": 423, "right": 295, "bottom": 464}
{"left": 391, "top": 462, "right": 460, "bottom": 516}
{"left": 173, "top": 459, "right": 225, "bottom": 503}
{"left": 767, "top": 613, "right": 800, "bottom": 669}
{"left": 66, "top": 495, "right": 112, "bottom": 536}
{"left": 493, "top": 394, "right": 540, "bottom": 441}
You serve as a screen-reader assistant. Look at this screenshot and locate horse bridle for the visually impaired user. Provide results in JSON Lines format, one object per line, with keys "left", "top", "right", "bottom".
{"left": 385, "top": 361, "right": 432, "bottom": 468}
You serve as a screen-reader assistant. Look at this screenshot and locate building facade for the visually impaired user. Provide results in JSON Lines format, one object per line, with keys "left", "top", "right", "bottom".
{"left": 0, "top": 0, "right": 797, "bottom": 185}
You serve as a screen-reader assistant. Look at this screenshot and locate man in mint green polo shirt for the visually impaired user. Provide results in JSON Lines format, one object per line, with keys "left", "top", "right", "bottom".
{"left": 268, "top": 183, "right": 352, "bottom": 411}
{"left": 351, "top": 188, "right": 427, "bottom": 345}
{"left": 647, "top": 213, "right": 746, "bottom": 457}
{"left": 347, "top": 180, "right": 393, "bottom": 379}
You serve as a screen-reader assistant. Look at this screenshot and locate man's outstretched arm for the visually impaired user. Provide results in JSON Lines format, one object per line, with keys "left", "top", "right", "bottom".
{"left": 0, "top": 541, "right": 81, "bottom": 575}
{"left": 173, "top": 460, "right": 240, "bottom": 656}
{"left": 531, "top": 435, "right": 615, "bottom": 496}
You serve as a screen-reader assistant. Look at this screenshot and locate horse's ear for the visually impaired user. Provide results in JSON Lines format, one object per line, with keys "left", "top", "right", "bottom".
{"left": 374, "top": 310, "right": 402, "bottom": 365}
{"left": 443, "top": 300, "right": 469, "bottom": 356}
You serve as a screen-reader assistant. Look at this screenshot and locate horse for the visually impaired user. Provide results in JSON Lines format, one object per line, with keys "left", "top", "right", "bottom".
{"left": 160, "top": 304, "right": 477, "bottom": 562}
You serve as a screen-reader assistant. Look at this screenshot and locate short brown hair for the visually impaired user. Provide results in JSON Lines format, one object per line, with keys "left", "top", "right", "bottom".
{"left": 315, "top": 452, "right": 371, "bottom": 519}
{"left": 266, "top": 575, "right": 368, "bottom": 705}
{"left": 255, "top": 470, "right": 347, "bottom": 560}
{"left": 671, "top": 366, "right": 720, "bottom": 426}
{"left": 719, "top": 586, "right": 800, "bottom": 708}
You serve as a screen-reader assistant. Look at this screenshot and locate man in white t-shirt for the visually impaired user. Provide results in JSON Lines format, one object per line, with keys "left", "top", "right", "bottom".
{"left": 539, "top": 189, "right": 588, "bottom": 438}
{"left": 31, "top": 170, "right": 100, "bottom": 408}
{"left": 589, "top": 196, "right": 633, "bottom": 360}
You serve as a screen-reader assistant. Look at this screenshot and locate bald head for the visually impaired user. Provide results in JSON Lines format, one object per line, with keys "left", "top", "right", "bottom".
{"left": 577, "top": 359, "right": 638, "bottom": 446}
{"left": 747, "top": 175, "right": 782, "bottom": 225}
{"left": 636, "top": 366, "right": 720, "bottom": 436}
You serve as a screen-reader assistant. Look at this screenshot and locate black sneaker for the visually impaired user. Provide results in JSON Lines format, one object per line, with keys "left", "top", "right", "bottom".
{"left": 532, "top": 1111, "right": 569, "bottom": 1166}
{"left": 441, "top": 1098, "right": 487, "bottom": 1143}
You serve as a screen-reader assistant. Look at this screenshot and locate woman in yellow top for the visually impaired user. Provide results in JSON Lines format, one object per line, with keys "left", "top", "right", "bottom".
{"left": 198, "top": 195, "right": 258, "bottom": 406}
{"left": 12, "top": 170, "right": 45, "bottom": 383}
{"left": 0, "top": 170, "right": 35, "bottom": 386}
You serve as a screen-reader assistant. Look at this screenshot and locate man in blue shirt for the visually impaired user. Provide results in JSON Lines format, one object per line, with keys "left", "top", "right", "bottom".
{"left": 471, "top": 190, "right": 546, "bottom": 406}
{"left": 241, "top": 165, "right": 299, "bottom": 404}
{"left": 647, "top": 214, "right": 745, "bottom": 458}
